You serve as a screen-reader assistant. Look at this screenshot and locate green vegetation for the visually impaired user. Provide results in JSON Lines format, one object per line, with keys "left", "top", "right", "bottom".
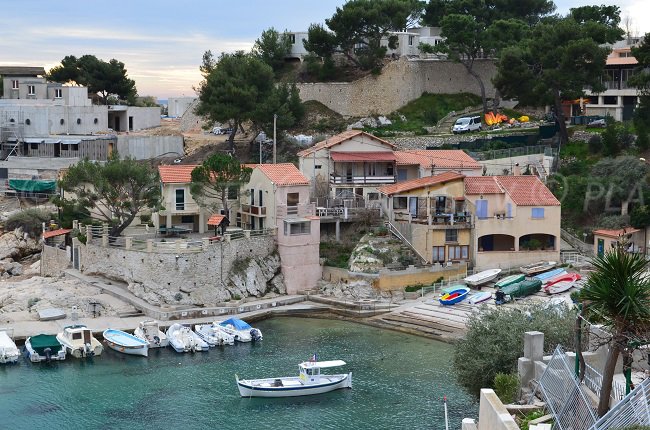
{"left": 518, "top": 411, "right": 547, "bottom": 430}
{"left": 5, "top": 209, "right": 52, "bottom": 237}
{"left": 493, "top": 373, "right": 520, "bottom": 404}
{"left": 231, "top": 257, "right": 252, "bottom": 277}
{"left": 454, "top": 304, "right": 575, "bottom": 396}
{"left": 320, "top": 240, "right": 356, "bottom": 268}
{"left": 404, "top": 283, "right": 427, "bottom": 293}
{"left": 27, "top": 297, "right": 40, "bottom": 309}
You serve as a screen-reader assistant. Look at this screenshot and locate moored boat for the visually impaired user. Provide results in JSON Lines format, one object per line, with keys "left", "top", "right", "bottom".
{"left": 103, "top": 329, "right": 149, "bottom": 357}
{"left": 464, "top": 268, "right": 502, "bottom": 286}
{"left": 166, "top": 323, "right": 208, "bottom": 353}
{"left": 236, "top": 358, "right": 352, "bottom": 398}
{"left": 494, "top": 274, "right": 525, "bottom": 288}
{"left": 25, "top": 334, "right": 66, "bottom": 362}
{"left": 534, "top": 268, "right": 566, "bottom": 282}
{"left": 439, "top": 287, "right": 470, "bottom": 305}
{"left": 0, "top": 328, "right": 20, "bottom": 364}
{"left": 544, "top": 273, "right": 582, "bottom": 295}
{"left": 520, "top": 261, "right": 557, "bottom": 275}
{"left": 499, "top": 279, "right": 543, "bottom": 303}
{"left": 195, "top": 322, "right": 235, "bottom": 346}
{"left": 218, "top": 318, "right": 263, "bottom": 343}
{"left": 133, "top": 320, "right": 169, "bottom": 349}
{"left": 468, "top": 291, "right": 492, "bottom": 304}
{"left": 56, "top": 325, "right": 103, "bottom": 358}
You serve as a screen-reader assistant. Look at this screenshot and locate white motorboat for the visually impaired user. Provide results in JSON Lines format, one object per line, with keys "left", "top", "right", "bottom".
{"left": 0, "top": 328, "right": 20, "bottom": 364}
{"left": 25, "top": 334, "right": 66, "bottom": 362}
{"left": 133, "top": 320, "right": 169, "bottom": 348}
{"left": 103, "top": 329, "right": 149, "bottom": 357}
{"left": 520, "top": 261, "right": 557, "bottom": 275}
{"left": 463, "top": 268, "right": 502, "bottom": 286}
{"left": 166, "top": 323, "right": 208, "bottom": 353}
{"left": 217, "top": 318, "right": 263, "bottom": 343}
{"left": 194, "top": 322, "right": 235, "bottom": 346}
{"left": 56, "top": 325, "right": 104, "bottom": 358}
{"left": 236, "top": 359, "right": 352, "bottom": 397}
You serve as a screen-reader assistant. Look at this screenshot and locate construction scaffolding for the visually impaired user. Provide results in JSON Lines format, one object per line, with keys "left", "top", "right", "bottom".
{"left": 0, "top": 110, "right": 25, "bottom": 159}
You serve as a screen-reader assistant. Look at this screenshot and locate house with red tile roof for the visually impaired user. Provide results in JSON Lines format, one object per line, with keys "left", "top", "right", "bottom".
{"left": 592, "top": 227, "right": 644, "bottom": 257}
{"left": 393, "top": 150, "right": 482, "bottom": 181}
{"left": 464, "top": 175, "right": 561, "bottom": 270}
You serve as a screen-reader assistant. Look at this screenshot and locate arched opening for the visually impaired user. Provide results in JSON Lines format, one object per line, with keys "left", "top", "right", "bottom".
{"left": 519, "top": 234, "right": 556, "bottom": 251}
{"left": 478, "top": 234, "right": 515, "bottom": 252}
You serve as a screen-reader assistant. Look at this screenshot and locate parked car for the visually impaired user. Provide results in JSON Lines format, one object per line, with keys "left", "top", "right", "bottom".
{"left": 587, "top": 118, "right": 606, "bottom": 128}
{"left": 212, "top": 126, "right": 223, "bottom": 135}
{"left": 452, "top": 116, "right": 482, "bottom": 134}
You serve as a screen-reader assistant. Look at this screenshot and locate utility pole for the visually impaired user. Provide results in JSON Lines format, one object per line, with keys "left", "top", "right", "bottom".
{"left": 259, "top": 139, "right": 262, "bottom": 164}
{"left": 273, "top": 114, "right": 277, "bottom": 164}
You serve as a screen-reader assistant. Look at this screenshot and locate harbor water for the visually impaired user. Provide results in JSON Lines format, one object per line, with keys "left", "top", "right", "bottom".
{"left": 0, "top": 317, "right": 477, "bottom": 429}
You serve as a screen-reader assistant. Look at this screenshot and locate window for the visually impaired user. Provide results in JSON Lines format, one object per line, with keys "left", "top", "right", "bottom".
{"left": 61, "top": 144, "right": 69, "bottom": 151}
{"left": 259, "top": 190, "right": 263, "bottom": 207}
{"left": 394, "top": 197, "right": 407, "bottom": 209}
{"left": 432, "top": 246, "right": 445, "bottom": 263}
{"left": 70, "top": 143, "right": 79, "bottom": 151}
{"left": 250, "top": 189, "right": 255, "bottom": 206}
{"left": 408, "top": 35, "right": 415, "bottom": 46}
{"left": 314, "top": 165, "right": 322, "bottom": 169}
{"left": 367, "top": 193, "right": 379, "bottom": 201}
{"left": 27, "top": 85, "right": 35, "bottom": 95}
{"left": 60, "top": 119, "right": 65, "bottom": 125}
{"left": 72, "top": 333, "right": 82, "bottom": 340}
{"left": 445, "top": 229, "right": 458, "bottom": 242}
{"left": 435, "top": 196, "right": 447, "bottom": 214}
{"left": 284, "top": 220, "right": 310, "bottom": 235}
{"left": 30, "top": 142, "right": 38, "bottom": 150}
{"left": 603, "top": 96, "right": 618, "bottom": 105}
{"left": 448, "top": 245, "right": 469, "bottom": 260}
{"left": 11, "top": 80, "right": 19, "bottom": 89}
{"left": 175, "top": 189, "right": 185, "bottom": 210}
{"left": 93, "top": 118, "right": 98, "bottom": 124}
{"left": 288, "top": 33, "right": 296, "bottom": 44}
{"left": 76, "top": 118, "right": 81, "bottom": 124}
{"left": 287, "top": 192, "right": 299, "bottom": 206}
{"left": 476, "top": 200, "right": 488, "bottom": 219}
{"left": 55, "top": 88, "right": 62, "bottom": 98}
{"left": 25, "top": 119, "right": 30, "bottom": 125}
{"left": 227, "top": 186, "right": 238, "bottom": 200}
{"left": 531, "top": 208, "right": 545, "bottom": 219}
{"left": 181, "top": 215, "right": 194, "bottom": 224}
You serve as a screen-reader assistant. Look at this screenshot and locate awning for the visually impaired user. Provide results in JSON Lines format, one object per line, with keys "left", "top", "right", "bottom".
{"left": 330, "top": 151, "right": 396, "bottom": 162}
{"left": 43, "top": 228, "right": 72, "bottom": 239}
{"left": 207, "top": 214, "right": 225, "bottom": 226}
{"left": 9, "top": 179, "right": 56, "bottom": 193}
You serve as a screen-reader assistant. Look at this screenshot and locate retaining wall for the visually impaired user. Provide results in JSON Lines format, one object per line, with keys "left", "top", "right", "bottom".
{"left": 41, "top": 244, "right": 71, "bottom": 276}
{"left": 116, "top": 135, "right": 184, "bottom": 160}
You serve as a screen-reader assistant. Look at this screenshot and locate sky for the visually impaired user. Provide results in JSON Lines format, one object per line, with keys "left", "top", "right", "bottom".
{"left": 0, "top": 0, "right": 647, "bottom": 99}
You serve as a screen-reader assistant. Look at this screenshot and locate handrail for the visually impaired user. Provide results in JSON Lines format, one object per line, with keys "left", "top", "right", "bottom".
{"left": 386, "top": 220, "right": 428, "bottom": 264}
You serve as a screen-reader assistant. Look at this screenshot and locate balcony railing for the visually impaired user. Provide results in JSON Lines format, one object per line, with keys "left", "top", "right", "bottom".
{"left": 330, "top": 173, "right": 396, "bottom": 185}
{"left": 241, "top": 204, "right": 267, "bottom": 216}
{"left": 394, "top": 211, "right": 473, "bottom": 227}
{"left": 162, "top": 201, "right": 200, "bottom": 214}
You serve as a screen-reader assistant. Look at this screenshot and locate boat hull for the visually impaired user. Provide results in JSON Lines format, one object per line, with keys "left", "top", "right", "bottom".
{"left": 133, "top": 324, "right": 169, "bottom": 348}
{"left": 469, "top": 292, "right": 492, "bottom": 304}
{"left": 56, "top": 335, "right": 103, "bottom": 358}
{"left": 195, "top": 324, "right": 235, "bottom": 346}
{"left": 0, "top": 331, "right": 20, "bottom": 364}
{"left": 464, "top": 269, "right": 502, "bottom": 286}
{"left": 520, "top": 261, "right": 557, "bottom": 275}
{"left": 439, "top": 288, "right": 469, "bottom": 305}
{"left": 104, "top": 339, "right": 148, "bottom": 357}
{"left": 166, "top": 324, "right": 208, "bottom": 353}
{"left": 25, "top": 338, "right": 66, "bottom": 363}
{"left": 545, "top": 281, "right": 575, "bottom": 295}
{"left": 237, "top": 373, "right": 352, "bottom": 398}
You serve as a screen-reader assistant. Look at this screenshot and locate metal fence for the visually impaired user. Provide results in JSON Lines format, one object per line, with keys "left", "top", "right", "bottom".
{"left": 583, "top": 362, "right": 626, "bottom": 403}
{"left": 468, "top": 145, "right": 556, "bottom": 161}
{"left": 592, "top": 377, "right": 650, "bottom": 429}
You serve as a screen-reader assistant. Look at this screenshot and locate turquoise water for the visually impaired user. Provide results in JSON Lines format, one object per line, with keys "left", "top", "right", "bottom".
{"left": 0, "top": 318, "right": 477, "bottom": 429}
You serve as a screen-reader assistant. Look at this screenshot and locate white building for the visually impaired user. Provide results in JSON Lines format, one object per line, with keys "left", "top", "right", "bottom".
{"left": 167, "top": 97, "right": 196, "bottom": 118}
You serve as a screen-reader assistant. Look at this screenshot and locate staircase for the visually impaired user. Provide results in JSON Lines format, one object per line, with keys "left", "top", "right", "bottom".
{"left": 385, "top": 220, "right": 428, "bottom": 264}
{"left": 528, "top": 155, "right": 548, "bottom": 182}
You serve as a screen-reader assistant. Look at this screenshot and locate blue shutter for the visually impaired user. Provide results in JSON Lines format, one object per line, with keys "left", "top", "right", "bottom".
{"left": 476, "top": 200, "right": 488, "bottom": 219}
{"left": 532, "top": 208, "right": 544, "bottom": 219}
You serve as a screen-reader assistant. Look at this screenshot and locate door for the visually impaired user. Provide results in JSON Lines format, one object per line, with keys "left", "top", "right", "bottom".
{"left": 83, "top": 330, "right": 91, "bottom": 344}
{"left": 54, "top": 142, "right": 61, "bottom": 157}
{"left": 73, "top": 247, "right": 80, "bottom": 269}
{"left": 597, "top": 238, "right": 604, "bottom": 257}
{"left": 409, "top": 197, "right": 418, "bottom": 218}
{"left": 476, "top": 200, "right": 488, "bottom": 219}
{"left": 114, "top": 116, "right": 120, "bottom": 131}
{"left": 346, "top": 165, "right": 353, "bottom": 183}
{"left": 397, "top": 169, "right": 407, "bottom": 181}
{"left": 128, "top": 116, "right": 134, "bottom": 131}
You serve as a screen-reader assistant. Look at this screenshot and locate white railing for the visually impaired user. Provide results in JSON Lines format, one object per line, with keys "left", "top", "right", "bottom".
{"left": 330, "top": 174, "right": 396, "bottom": 185}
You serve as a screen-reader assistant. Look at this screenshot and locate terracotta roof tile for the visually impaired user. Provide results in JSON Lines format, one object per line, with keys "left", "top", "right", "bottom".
{"left": 43, "top": 228, "right": 72, "bottom": 239}
{"left": 593, "top": 227, "right": 639, "bottom": 239}
{"left": 606, "top": 48, "right": 638, "bottom": 66}
{"left": 207, "top": 214, "right": 225, "bottom": 226}
{"left": 255, "top": 163, "right": 310, "bottom": 186}
{"left": 464, "top": 177, "right": 503, "bottom": 194}
{"left": 495, "top": 176, "right": 560, "bottom": 206}
{"left": 158, "top": 165, "right": 198, "bottom": 183}
{"left": 378, "top": 171, "right": 465, "bottom": 195}
{"left": 394, "top": 150, "right": 481, "bottom": 169}
{"left": 297, "top": 130, "right": 395, "bottom": 157}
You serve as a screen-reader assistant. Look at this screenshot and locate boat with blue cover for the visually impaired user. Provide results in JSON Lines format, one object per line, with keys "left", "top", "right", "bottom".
{"left": 218, "top": 318, "right": 262, "bottom": 342}
{"left": 103, "top": 329, "right": 149, "bottom": 357}
{"left": 439, "top": 287, "right": 470, "bottom": 305}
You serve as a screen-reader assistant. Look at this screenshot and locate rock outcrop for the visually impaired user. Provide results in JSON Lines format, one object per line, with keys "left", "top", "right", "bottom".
{"left": 0, "top": 228, "right": 42, "bottom": 261}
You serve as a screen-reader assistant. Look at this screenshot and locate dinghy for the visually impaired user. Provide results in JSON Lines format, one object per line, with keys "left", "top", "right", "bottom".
{"left": 534, "top": 268, "right": 566, "bottom": 282}
{"left": 217, "top": 318, "right": 263, "bottom": 342}
{"left": 0, "top": 329, "right": 20, "bottom": 364}
{"left": 25, "top": 334, "right": 66, "bottom": 362}
{"left": 166, "top": 323, "right": 208, "bottom": 353}
{"left": 494, "top": 274, "right": 525, "bottom": 288}
{"left": 468, "top": 291, "right": 492, "bottom": 304}
{"left": 544, "top": 273, "right": 582, "bottom": 295}
{"left": 464, "top": 268, "right": 502, "bottom": 286}
{"left": 103, "top": 329, "right": 149, "bottom": 357}
{"left": 236, "top": 358, "right": 352, "bottom": 398}
{"left": 520, "top": 261, "right": 556, "bottom": 275}
{"left": 133, "top": 320, "right": 168, "bottom": 349}
{"left": 439, "top": 287, "right": 470, "bottom": 305}
{"left": 195, "top": 322, "right": 235, "bottom": 346}
{"left": 56, "top": 325, "right": 103, "bottom": 358}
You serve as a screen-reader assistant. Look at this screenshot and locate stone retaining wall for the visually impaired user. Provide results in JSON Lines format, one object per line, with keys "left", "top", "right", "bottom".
{"left": 40, "top": 244, "right": 71, "bottom": 276}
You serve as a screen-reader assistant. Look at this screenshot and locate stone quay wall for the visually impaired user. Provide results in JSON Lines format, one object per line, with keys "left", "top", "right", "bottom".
{"left": 296, "top": 58, "right": 497, "bottom": 117}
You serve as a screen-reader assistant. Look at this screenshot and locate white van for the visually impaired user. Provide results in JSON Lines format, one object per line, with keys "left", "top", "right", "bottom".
{"left": 452, "top": 116, "right": 482, "bottom": 134}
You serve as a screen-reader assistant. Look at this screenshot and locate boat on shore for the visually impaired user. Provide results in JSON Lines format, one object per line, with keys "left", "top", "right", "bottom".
{"left": 0, "top": 328, "right": 20, "bottom": 364}
{"left": 166, "top": 323, "right": 208, "bottom": 353}
{"left": 103, "top": 329, "right": 149, "bottom": 357}
{"left": 544, "top": 273, "right": 582, "bottom": 295}
{"left": 236, "top": 359, "right": 352, "bottom": 398}
{"left": 534, "top": 268, "right": 566, "bottom": 282}
{"left": 195, "top": 322, "right": 235, "bottom": 346}
{"left": 218, "top": 318, "right": 263, "bottom": 343}
{"left": 25, "top": 334, "right": 66, "bottom": 362}
{"left": 499, "top": 279, "right": 543, "bottom": 304}
{"left": 439, "top": 287, "right": 469, "bottom": 305}
{"left": 464, "top": 269, "right": 502, "bottom": 287}
{"left": 520, "top": 261, "right": 556, "bottom": 275}
{"left": 494, "top": 274, "right": 525, "bottom": 288}
{"left": 56, "top": 325, "right": 103, "bottom": 358}
{"left": 468, "top": 291, "right": 492, "bottom": 305}
{"left": 133, "top": 320, "right": 169, "bottom": 349}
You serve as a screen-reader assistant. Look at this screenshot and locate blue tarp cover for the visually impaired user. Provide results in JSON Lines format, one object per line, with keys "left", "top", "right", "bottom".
{"left": 220, "top": 318, "right": 251, "bottom": 330}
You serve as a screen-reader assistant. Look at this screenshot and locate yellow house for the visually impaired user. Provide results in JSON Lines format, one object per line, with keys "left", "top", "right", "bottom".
{"left": 593, "top": 227, "right": 644, "bottom": 257}
{"left": 378, "top": 171, "right": 471, "bottom": 264}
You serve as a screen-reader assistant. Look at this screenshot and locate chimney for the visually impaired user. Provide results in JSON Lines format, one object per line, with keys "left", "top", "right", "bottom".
{"left": 513, "top": 163, "right": 521, "bottom": 176}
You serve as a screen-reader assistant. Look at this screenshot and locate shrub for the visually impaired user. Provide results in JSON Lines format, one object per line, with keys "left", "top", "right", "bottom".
{"left": 232, "top": 294, "right": 242, "bottom": 301}
{"left": 140, "top": 213, "right": 151, "bottom": 224}
{"left": 588, "top": 134, "right": 603, "bottom": 154}
{"left": 519, "top": 411, "right": 546, "bottom": 430}
{"left": 405, "top": 283, "right": 426, "bottom": 293}
{"left": 493, "top": 373, "right": 520, "bottom": 404}
{"left": 27, "top": 297, "right": 41, "bottom": 309}
{"left": 453, "top": 304, "right": 575, "bottom": 396}
{"left": 174, "top": 293, "right": 183, "bottom": 301}
{"left": 5, "top": 209, "right": 52, "bottom": 237}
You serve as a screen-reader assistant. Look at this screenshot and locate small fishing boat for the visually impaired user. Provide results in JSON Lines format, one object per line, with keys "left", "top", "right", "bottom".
{"left": 499, "top": 279, "right": 543, "bottom": 303}
{"left": 464, "top": 268, "right": 502, "bottom": 286}
{"left": 56, "top": 325, "right": 103, "bottom": 358}
{"left": 195, "top": 322, "right": 235, "bottom": 347}
{"left": 103, "top": 329, "right": 149, "bottom": 357}
{"left": 494, "top": 274, "right": 525, "bottom": 288}
{"left": 236, "top": 358, "right": 352, "bottom": 398}
{"left": 166, "top": 323, "right": 208, "bottom": 353}
{"left": 217, "top": 318, "right": 263, "bottom": 343}
{"left": 439, "top": 287, "right": 470, "bottom": 305}
{"left": 534, "top": 268, "right": 566, "bottom": 282}
{"left": 468, "top": 291, "right": 492, "bottom": 304}
{"left": 0, "top": 328, "right": 20, "bottom": 364}
{"left": 441, "top": 284, "right": 465, "bottom": 294}
{"left": 133, "top": 320, "right": 169, "bottom": 348}
{"left": 544, "top": 273, "right": 582, "bottom": 295}
{"left": 520, "top": 261, "right": 557, "bottom": 275}
{"left": 25, "top": 334, "right": 66, "bottom": 362}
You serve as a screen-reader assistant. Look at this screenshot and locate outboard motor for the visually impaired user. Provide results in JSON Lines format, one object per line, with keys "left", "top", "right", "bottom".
{"left": 44, "top": 347, "right": 52, "bottom": 362}
{"left": 85, "top": 342, "right": 94, "bottom": 357}
{"left": 250, "top": 328, "right": 263, "bottom": 342}
{"left": 153, "top": 335, "right": 160, "bottom": 346}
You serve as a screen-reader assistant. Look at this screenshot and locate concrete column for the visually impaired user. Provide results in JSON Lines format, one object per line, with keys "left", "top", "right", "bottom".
{"left": 102, "top": 234, "right": 108, "bottom": 247}
{"left": 146, "top": 239, "right": 153, "bottom": 252}
{"left": 426, "top": 195, "right": 431, "bottom": 225}
{"left": 175, "top": 241, "right": 180, "bottom": 253}
{"left": 524, "top": 331, "right": 544, "bottom": 362}
{"left": 335, "top": 219, "right": 340, "bottom": 242}
{"left": 225, "top": 234, "right": 231, "bottom": 243}
{"left": 72, "top": 220, "right": 78, "bottom": 230}
{"left": 125, "top": 236, "right": 132, "bottom": 249}
{"left": 102, "top": 223, "right": 109, "bottom": 235}
{"left": 198, "top": 211, "right": 205, "bottom": 234}
{"left": 462, "top": 418, "right": 478, "bottom": 430}
{"left": 202, "top": 238, "right": 209, "bottom": 248}
{"left": 244, "top": 230, "right": 251, "bottom": 239}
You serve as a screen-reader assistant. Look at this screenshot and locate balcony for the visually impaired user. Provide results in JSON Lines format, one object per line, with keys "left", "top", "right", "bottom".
{"left": 240, "top": 204, "right": 267, "bottom": 217}
{"left": 330, "top": 173, "right": 396, "bottom": 185}
{"left": 277, "top": 203, "right": 315, "bottom": 218}
{"left": 160, "top": 201, "right": 200, "bottom": 215}
{"left": 394, "top": 211, "right": 473, "bottom": 228}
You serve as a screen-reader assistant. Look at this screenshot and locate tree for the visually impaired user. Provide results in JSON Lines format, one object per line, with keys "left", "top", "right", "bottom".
{"left": 196, "top": 52, "right": 275, "bottom": 149}
{"left": 190, "top": 154, "right": 252, "bottom": 218}
{"left": 580, "top": 248, "right": 650, "bottom": 416}
{"left": 494, "top": 6, "right": 624, "bottom": 150}
{"left": 56, "top": 154, "right": 161, "bottom": 237}
{"left": 253, "top": 28, "right": 292, "bottom": 74}
{"left": 589, "top": 156, "right": 649, "bottom": 216}
{"left": 630, "top": 34, "right": 650, "bottom": 147}
{"left": 47, "top": 55, "right": 137, "bottom": 105}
